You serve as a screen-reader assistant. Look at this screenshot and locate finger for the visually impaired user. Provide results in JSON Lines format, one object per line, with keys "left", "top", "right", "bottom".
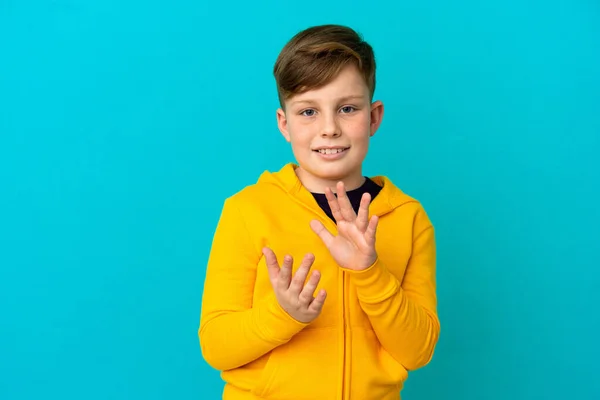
{"left": 308, "top": 289, "right": 327, "bottom": 314}
{"left": 310, "top": 219, "right": 334, "bottom": 248}
{"left": 356, "top": 192, "right": 371, "bottom": 232}
{"left": 336, "top": 181, "right": 356, "bottom": 222}
{"left": 299, "top": 269, "right": 321, "bottom": 305}
{"left": 365, "top": 215, "right": 379, "bottom": 246}
{"left": 262, "top": 247, "right": 280, "bottom": 284}
{"left": 324, "top": 187, "right": 344, "bottom": 222}
{"left": 289, "top": 253, "right": 315, "bottom": 294}
{"left": 278, "top": 254, "right": 294, "bottom": 291}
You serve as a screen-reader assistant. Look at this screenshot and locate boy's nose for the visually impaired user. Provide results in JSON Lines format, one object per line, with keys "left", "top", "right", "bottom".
{"left": 320, "top": 116, "right": 341, "bottom": 137}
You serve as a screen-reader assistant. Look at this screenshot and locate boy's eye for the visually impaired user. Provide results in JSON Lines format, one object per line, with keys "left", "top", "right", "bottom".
{"left": 340, "top": 106, "right": 355, "bottom": 113}
{"left": 301, "top": 109, "right": 316, "bottom": 117}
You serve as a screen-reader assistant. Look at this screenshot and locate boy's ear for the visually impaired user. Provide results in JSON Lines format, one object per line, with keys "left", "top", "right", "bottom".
{"left": 369, "top": 100, "right": 384, "bottom": 137}
{"left": 276, "top": 108, "right": 291, "bottom": 142}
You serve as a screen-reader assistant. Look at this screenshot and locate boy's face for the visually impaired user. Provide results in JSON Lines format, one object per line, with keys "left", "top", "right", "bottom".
{"left": 276, "top": 64, "right": 384, "bottom": 193}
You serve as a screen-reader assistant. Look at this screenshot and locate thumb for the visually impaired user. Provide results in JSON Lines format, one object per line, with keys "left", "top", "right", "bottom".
{"left": 310, "top": 219, "right": 334, "bottom": 248}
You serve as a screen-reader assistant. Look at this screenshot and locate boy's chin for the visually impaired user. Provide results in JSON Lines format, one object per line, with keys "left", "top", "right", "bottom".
{"left": 302, "top": 163, "right": 361, "bottom": 182}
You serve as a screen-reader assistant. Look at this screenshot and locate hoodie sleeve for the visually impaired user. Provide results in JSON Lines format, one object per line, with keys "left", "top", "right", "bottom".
{"left": 346, "top": 205, "right": 440, "bottom": 371}
{"left": 199, "top": 197, "right": 308, "bottom": 371}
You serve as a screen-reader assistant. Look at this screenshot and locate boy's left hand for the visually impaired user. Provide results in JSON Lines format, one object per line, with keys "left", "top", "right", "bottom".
{"left": 310, "top": 181, "right": 379, "bottom": 271}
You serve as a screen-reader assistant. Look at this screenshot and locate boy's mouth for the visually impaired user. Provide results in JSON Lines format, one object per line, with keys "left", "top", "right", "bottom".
{"left": 313, "top": 147, "right": 349, "bottom": 155}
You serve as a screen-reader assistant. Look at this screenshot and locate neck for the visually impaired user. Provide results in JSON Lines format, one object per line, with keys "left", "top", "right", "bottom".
{"left": 295, "top": 167, "right": 366, "bottom": 194}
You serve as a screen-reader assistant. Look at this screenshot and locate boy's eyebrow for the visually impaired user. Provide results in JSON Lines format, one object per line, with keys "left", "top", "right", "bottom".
{"left": 290, "top": 95, "right": 366, "bottom": 107}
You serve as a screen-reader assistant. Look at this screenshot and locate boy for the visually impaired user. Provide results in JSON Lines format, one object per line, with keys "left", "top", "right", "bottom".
{"left": 199, "top": 24, "right": 440, "bottom": 400}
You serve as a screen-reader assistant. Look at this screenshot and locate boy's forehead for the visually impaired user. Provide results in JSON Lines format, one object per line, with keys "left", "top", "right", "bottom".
{"left": 288, "top": 71, "right": 369, "bottom": 106}
{"left": 289, "top": 92, "right": 367, "bottom": 107}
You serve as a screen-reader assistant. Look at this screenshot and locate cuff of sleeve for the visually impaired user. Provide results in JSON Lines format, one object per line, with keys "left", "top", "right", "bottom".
{"left": 257, "top": 293, "right": 308, "bottom": 343}
{"left": 345, "top": 258, "right": 401, "bottom": 304}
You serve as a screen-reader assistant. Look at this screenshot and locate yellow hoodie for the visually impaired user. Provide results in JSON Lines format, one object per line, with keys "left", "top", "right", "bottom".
{"left": 199, "top": 163, "right": 440, "bottom": 400}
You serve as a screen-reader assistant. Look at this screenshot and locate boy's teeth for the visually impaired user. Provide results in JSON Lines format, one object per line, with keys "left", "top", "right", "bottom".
{"left": 318, "top": 148, "right": 345, "bottom": 154}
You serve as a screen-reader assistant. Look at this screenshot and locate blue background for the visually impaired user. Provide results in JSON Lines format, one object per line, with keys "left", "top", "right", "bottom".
{"left": 1, "top": 1, "right": 599, "bottom": 399}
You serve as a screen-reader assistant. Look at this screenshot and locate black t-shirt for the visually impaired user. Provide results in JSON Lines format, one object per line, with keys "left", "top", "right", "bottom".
{"left": 311, "top": 178, "right": 383, "bottom": 223}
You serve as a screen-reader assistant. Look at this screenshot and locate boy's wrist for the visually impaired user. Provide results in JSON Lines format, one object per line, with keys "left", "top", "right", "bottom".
{"left": 346, "top": 258, "right": 400, "bottom": 303}
{"left": 257, "top": 292, "right": 309, "bottom": 343}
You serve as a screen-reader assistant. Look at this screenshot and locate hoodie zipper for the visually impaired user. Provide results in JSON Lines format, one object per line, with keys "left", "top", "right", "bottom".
{"left": 339, "top": 268, "right": 345, "bottom": 400}
{"left": 341, "top": 270, "right": 349, "bottom": 400}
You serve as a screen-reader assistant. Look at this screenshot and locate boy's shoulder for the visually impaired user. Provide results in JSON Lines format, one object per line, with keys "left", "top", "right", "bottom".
{"left": 371, "top": 174, "right": 433, "bottom": 228}
{"left": 220, "top": 164, "right": 296, "bottom": 210}
{"left": 368, "top": 173, "right": 428, "bottom": 208}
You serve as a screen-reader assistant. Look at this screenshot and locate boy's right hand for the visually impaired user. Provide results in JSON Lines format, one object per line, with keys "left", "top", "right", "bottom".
{"left": 262, "top": 247, "right": 327, "bottom": 324}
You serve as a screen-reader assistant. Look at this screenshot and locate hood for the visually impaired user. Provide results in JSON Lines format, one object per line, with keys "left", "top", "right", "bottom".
{"left": 256, "top": 163, "right": 418, "bottom": 218}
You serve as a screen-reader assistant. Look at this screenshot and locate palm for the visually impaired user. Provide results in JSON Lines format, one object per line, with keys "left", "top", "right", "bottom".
{"left": 310, "top": 182, "right": 379, "bottom": 271}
